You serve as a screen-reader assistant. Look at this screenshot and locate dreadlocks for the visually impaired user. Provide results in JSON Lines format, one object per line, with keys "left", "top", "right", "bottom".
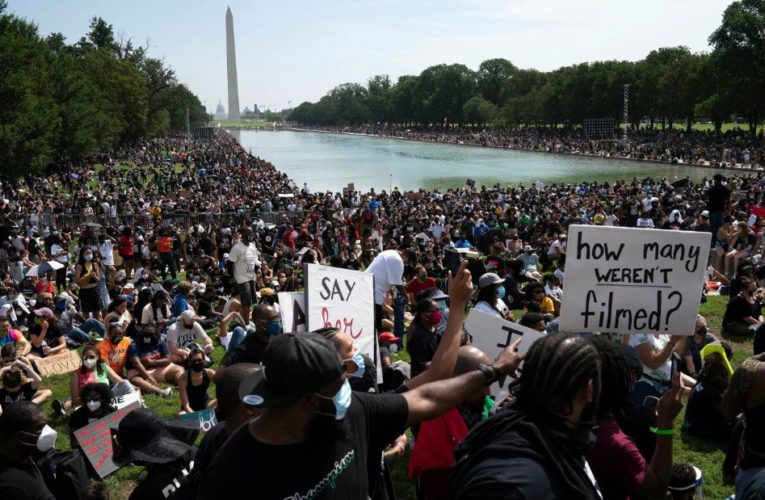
{"left": 516, "top": 333, "right": 601, "bottom": 417}
{"left": 589, "top": 334, "right": 633, "bottom": 417}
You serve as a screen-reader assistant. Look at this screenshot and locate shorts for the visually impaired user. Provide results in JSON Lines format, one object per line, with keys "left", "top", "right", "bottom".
{"left": 238, "top": 280, "right": 257, "bottom": 307}
{"left": 80, "top": 287, "right": 101, "bottom": 314}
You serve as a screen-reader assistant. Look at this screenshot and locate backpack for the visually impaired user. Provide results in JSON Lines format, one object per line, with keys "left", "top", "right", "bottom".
{"left": 36, "top": 449, "right": 91, "bottom": 500}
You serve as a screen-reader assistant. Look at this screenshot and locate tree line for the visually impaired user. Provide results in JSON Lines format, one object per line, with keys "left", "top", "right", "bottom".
{"left": 288, "top": 0, "right": 764, "bottom": 140}
{"left": 0, "top": 1, "right": 210, "bottom": 179}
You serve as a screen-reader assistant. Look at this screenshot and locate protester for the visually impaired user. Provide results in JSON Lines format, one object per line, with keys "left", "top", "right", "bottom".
{"left": 96, "top": 316, "right": 133, "bottom": 376}
{"left": 407, "top": 298, "right": 442, "bottom": 377}
{"left": 126, "top": 323, "right": 177, "bottom": 397}
{"left": 68, "top": 382, "right": 116, "bottom": 444}
{"left": 166, "top": 310, "right": 213, "bottom": 364}
{"left": 722, "top": 276, "right": 763, "bottom": 335}
{"left": 0, "top": 359, "right": 51, "bottom": 413}
{"left": 367, "top": 248, "right": 414, "bottom": 331}
{"left": 177, "top": 347, "right": 216, "bottom": 414}
{"left": 683, "top": 341, "right": 734, "bottom": 438}
{"left": 683, "top": 315, "right": 718, "bottom": 376}
{"left": 55, "top": 343, "right": 127, "bottom": 414}
{"left": 217, "top": 304, "right": 281, "bottom": 373}
{"left": 473, "top": 272, "right": 512, "bottom": 320}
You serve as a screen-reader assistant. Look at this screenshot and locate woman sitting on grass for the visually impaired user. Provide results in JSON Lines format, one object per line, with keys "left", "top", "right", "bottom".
{"left": 177, "top": 347, "right": 216, "bottom": 415}
{"left": 68, "top": 382, "right": 116, "bottom": 445}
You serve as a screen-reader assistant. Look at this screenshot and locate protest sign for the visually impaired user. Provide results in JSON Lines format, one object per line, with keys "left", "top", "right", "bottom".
{"left": 74, "top": 401, "right": 140, "bottom": 478}
{"left": 35, "top": 349, "right": 81, "bottom": 376}
{"left": 559, "top": 225, "right": 711, "bottom": 335}
{"left": 110, "top": 390, "right": 142, "bottom": 410}
{"left": 178, "top": 408, "right": 218, "bottom": 432}
{"left": 305, "top": 264, "right": 380, "bottom": 381}
{"left": 278, "top": 292, "right": 307, "bottom": 333}
{"left": 464, "top": 309, "right": 546, "bottom": 396}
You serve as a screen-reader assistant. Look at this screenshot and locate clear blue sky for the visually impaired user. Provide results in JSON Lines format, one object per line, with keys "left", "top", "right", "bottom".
{"left": 8, "top": 0, "right": 731, "bottom": 114}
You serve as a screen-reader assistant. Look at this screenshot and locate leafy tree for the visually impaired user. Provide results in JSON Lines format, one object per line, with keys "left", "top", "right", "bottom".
{"left": 477, "top": 58, "right": 517, "bottom": 106}
{"left": 463, "top": 96, "right": 497, "bottom": 126}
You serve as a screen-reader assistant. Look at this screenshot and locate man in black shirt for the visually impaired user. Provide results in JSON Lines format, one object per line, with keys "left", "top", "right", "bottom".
{"left": 216, "top": 305, "right": 280, "bottom": 379}
{"left": 198, "top": 332, "right": 523, "bottom": 499}
{"left": 0, "top": 401, "right": 56, "bottom": 500}
{"left": 707, "top": 174, "right": 731, "bottom": 246}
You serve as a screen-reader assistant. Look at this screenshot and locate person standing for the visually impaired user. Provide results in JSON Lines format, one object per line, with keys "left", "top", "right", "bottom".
{"left": 707, "top": 174, "right": 731, "bottom": 247}
{"left": 367, "top": 248, "right": 415, "bottom": 332}
{"left": 227, "top": 227, "right": 260, "bottom": 323}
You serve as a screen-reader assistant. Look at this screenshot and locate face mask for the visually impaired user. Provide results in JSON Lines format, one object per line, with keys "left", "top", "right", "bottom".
{"left": 191, "top": 361, "right": 205, "bottom": 372}
{"left": 540, "top": 401, "right": 599, "bottom": 454}
{"left": 418, "top": 273, "right": 427, "bottom": 282}
{"left": 143, "top": 336, "right": 154, "bottom": 344}
{"left": 86, "top": 400, "right": 102, "bottom": 412}
{"left": 265, "top": 319, "right": 282, "bottom": 336}
{"left": 83, "top": 358, "right": 97, "bottom": 369}
{"left": 21, "top": 424, "right": 58, "bottom": 452}
{"left": 425, "top": 310, "right": 442, "bottom": 327}
{"left": 84, "top": 254, "right": 93, "bottom": 261}
{"left": 345, "top": 350, "right": 365, "bottom": 378}
{"left": 496, "top": 286, "right": 506, "bottom": 300}
{"left": 389, "top": 344, "right": 399, "bottom": 354}
{"left": 111, "top": 335, "right": 123, "bottom": 345}
{"left": 315, "top": 379, "right": 352, "bottom": 421}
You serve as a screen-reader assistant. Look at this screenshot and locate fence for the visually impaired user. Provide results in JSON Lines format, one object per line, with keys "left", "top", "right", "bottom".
{"left": 18, "top": 210, "right": 306, "bottom": 232}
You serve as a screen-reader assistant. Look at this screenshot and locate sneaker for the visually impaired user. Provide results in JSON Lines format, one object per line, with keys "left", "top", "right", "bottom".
{"left": 158, "top": 387, "right": 173, "bottom": 398}
{"left": 51, "top": 399, "right": 66, "bottom": 416}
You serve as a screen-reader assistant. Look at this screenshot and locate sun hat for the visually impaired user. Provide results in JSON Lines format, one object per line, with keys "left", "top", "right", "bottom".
{"left": 112, "top": 408, "right": 198, "bottom": 466}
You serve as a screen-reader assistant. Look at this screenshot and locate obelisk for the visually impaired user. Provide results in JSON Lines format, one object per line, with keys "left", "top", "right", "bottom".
{"left": 226, "top": 7, "right": 240, "bottom": 120}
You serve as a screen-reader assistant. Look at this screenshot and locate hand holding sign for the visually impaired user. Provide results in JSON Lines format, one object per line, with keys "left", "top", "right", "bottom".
{"left": 494, "top": 337, "right": 524, "bottom": 383}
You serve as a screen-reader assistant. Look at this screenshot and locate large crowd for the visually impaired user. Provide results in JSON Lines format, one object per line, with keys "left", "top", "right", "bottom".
{"left": 298, "top": 124, "right": 765, "bottom": 169}
{"left": 3, "top": 129, "right": 765, "bottom": 499}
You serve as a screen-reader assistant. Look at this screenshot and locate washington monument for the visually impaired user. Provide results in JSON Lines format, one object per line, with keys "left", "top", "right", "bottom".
{"left": 225, "top": 6, "right": 240, "bottom": 120}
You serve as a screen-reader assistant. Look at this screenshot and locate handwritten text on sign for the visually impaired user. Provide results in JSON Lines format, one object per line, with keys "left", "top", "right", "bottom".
{"left": 74, "top": 401, "right": 140, "bottom": 478}
{"left": 306, "top": 264, "right": 379, "bottom": 381}
{"left": 35, "top": 349, "right": 81, "bottom": 376}
{"left": 464, "top": 309, "right": 546, "bottom": 396}
{"left": 178, "top": 408, "right": 218, "bottom": 432}
{"left": 560, "top": 225, "right": 711, "bottom": 335}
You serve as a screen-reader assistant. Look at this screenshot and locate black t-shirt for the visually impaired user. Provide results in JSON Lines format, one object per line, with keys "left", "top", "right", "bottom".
{"left": 407, "top": 324, "right": 439, "bottom": 377}
{"left": 707, "top": 184, "right": 731, "bottom": 212}
{"left": 0, "top": 454, "right": 55, "bottom": 500}
{"left": 197, "top": 392, "right": 408, "bottom": 500}
{"left": 129, "top": 451, "right": 195, "bottom": 500}
{"left": 454, "top": 455, "right": 569, "bottom": 499}
{"left": 683, "top": 380, "right": 729, "bottom": 437}
{"left": 186, "top": 423, "right": 229, "bottom": 493}
{"left": 0, "top": 382, "right": 35, "bottom": 411}
{"left": 220, "top": 335, "right": 268, "bottom": 367}
{"left": 723, "top": 295, "right": 760, "bottom": 326}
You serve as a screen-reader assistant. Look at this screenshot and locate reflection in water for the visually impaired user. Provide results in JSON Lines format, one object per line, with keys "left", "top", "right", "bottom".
{"left": 235, "top": 130, "right": 728, "bottom": 192}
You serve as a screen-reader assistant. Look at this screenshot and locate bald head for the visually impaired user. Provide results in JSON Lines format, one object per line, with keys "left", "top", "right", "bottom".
{"left": 253, "top": 304, "right": 277, "bottom": 321}
{"left": 454, "top": 346, "right": 492, "bottom": 376}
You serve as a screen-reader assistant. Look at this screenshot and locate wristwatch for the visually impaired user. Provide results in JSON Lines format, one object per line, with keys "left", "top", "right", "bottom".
{"left": 478, "top": 363, "right": 498, "bottom": 385}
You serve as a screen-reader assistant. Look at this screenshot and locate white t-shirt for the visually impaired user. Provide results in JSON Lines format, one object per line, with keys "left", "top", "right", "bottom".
{"left": 228, "top": 241, "right": 260, "bottom": 284}
{"left": 366, "top": 250, "right": 404, "bottom": 305}
{"left": 166, "top": 320, "right": 209, "bottom": 350}
{"left": 628, "top": 333, "right": 672, "bottom": 382}
{"left": 142, "top": 303, "right": 171, "bottom": 325}
{"left": 473, "top": 300, "right": 508, "bottom": 318}
{"left": 99, "top": 241, "right": 114, "bottom": 266}
{"left": 51, "top": 243, "right": 68, "bottom": 264}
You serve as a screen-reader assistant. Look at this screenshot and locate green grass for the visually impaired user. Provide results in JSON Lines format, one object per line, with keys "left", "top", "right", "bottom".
{"left": 40, "top": 295, "right": 742, "bottom": 499}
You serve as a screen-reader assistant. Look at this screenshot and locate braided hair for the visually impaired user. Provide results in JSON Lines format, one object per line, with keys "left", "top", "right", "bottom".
{"left": 515, "top": 333, "right": 601, "bottom": 418}
{"left": 589, "top": 334, "right": 633, "bottom": 417}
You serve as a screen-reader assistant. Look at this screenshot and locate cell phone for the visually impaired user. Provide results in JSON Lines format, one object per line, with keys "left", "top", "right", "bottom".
{"left": 643, "top": 396, "right": 659, "bottom": 411}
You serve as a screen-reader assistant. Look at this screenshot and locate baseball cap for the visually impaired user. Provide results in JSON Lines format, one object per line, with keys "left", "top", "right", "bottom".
{"left": 243, "top": 333, "right": 343, "bottom": 407}
{"left": 478, "top": 272, "right": 504, "bottom": 289}
{"left": 700, "top": 341, "right": 733, "bottom": 377}
{"left": 378, "top": 332, "right": 400, "bottom": 343}
{"left": 700, "top": 210, "right": 710, "bottom": 218}
{"left": 33, "top": 307, "right": 54, "bottom": 319}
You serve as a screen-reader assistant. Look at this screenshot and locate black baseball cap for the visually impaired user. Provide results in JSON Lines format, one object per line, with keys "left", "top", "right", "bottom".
{"left": 242, "top": 333, "right": 343, "bottom": 407}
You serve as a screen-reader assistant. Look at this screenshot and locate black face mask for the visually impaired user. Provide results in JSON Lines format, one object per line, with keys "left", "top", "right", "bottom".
{"left": 539, "top": 402, "right": 599, "bottom": 454}
{"left": 191, "top": 362, "right": 205, "bottom": 372}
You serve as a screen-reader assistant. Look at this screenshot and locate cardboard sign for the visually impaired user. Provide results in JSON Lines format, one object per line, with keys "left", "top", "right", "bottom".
{"left": 178, "top": 408, "right": 218, "bottom": 432}
{"left": 110, "top": 390, "right": 142, "bottom": 410}
{"left": 305, "top": 264, "right": 380, "bottom": 381}
{"left": 464, "top": 309, "right": 546, "bottom": 396}
{"left": 560, "top": 225, "right": 711, "bottom": 335}
{"left": 35, "top": 349, "right": 81, "bottom": 376}
{"left": 278, "top": 292, "right": 307, "bottom": 333}
{"left": 74, "top": 401, "right": 140, "bottom": 478}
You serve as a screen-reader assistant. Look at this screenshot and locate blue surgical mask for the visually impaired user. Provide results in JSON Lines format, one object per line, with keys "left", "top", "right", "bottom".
{"left": 265, "top": 319, "right": 282, "bottom": 336}
{"left": 496, "top": 286, "right": 506, "bottom": 300}
{"left": 346, "top": 350, "right": 365, "bottom": 378}
{"left": 315, "top": 379, "right": 352, "bottom": 420}
{"left": 84, "top": 254, "right": 93, "bottom": 262}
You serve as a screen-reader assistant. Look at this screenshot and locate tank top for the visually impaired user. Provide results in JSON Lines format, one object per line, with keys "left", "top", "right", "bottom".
{"left": 186, "top": 369, "right": 210, "bottom": 411}
{"left": 77, "top": 365, "right": 109, "bottom": 390}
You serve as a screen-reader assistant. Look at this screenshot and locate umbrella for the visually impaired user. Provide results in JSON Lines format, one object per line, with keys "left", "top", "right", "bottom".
{"left": 26, "top": 260, "right": 65, "bottom": 277}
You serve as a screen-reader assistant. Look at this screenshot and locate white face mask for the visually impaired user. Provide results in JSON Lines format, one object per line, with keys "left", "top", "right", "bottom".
{"left": 86, "top": 400, "right": 102, "bottom": 412}
{"left": 21, "top": 424, "right": 58, "bottom": 452}
{"left": 83, "top": 358, "right": 97, "bottom": 369}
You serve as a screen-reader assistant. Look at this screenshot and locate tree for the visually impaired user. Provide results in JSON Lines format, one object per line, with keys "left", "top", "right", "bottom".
{"left": 477, "top": 58, "right": 517, "bottom": 106}
{"left": 366, "top": 75, "right": 392, "bottom": 124}
{"left": 709, "top": 0, "right": 765, "bottom": 140}
{"left": 463, "top": 96, "right": 497, "bottom": 126}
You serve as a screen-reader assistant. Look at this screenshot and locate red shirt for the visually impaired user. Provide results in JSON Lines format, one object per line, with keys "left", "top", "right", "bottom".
{"left": 406, "top": 277, "right": 437, "bottom": 297}
{"left": 35, "top": 281, "right": 55, "bottom": 294}
{"left": 586, "top": 414, "right": 647, "bottom": 500}
{"left": 119, "top": 235, "right": 134, "bottom": 256}
{"left": 158, "top": 236, "right": 173, "bottom": 253}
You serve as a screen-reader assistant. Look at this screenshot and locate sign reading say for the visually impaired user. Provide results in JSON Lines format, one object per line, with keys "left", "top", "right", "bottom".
{"left": 278, "top": 292, "right": 306, "bottom": 333}
{"left": 35, "top": 349, "right": 81, "bottom": 376}
{"left": 305, "top": 264, "right": 379, "bottom": 381}
{"left": 464, "top": 309, "right": 546, "bottom": 396}
{"left": 74, "top": 401, "right": 140, "bottom": 478}
{"left": 560, "top": 225, "right": 711, "bottom": 335}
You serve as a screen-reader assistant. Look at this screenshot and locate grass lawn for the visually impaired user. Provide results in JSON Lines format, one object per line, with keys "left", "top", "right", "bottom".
{"left": 39, "top": 295, "right": 742, "bottom": 499}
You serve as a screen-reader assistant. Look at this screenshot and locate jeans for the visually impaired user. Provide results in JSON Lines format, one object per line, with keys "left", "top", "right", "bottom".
{"left": 69, "top": 318, "right": 105, "bottom": 342}
{"left": 227, "top": 325, "right": 256, "bottom": 352}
